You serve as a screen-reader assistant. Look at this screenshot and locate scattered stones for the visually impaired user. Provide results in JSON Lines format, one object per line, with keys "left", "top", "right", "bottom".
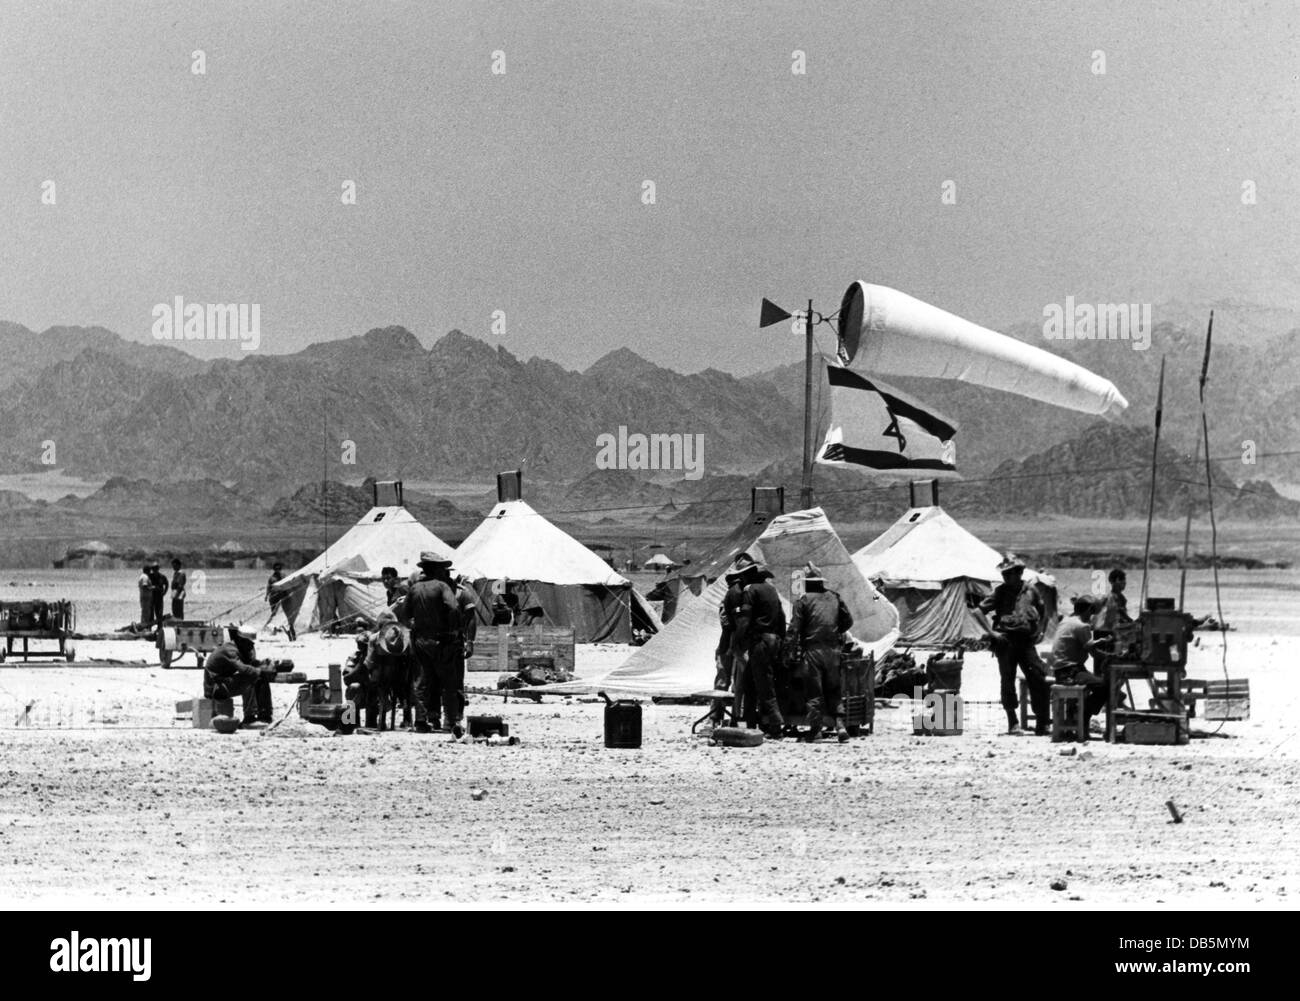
{"left": 1051, "top": 878, "right": 1068, "bottom": 891}
{"left": 470, "top": 788, "right": 488, "bottom": 801}
{"left": 1059, "top": 747, "right": 1078, "bottom": 756}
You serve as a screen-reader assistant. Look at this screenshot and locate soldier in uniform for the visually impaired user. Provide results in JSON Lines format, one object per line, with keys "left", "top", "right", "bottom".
{"left": 980, "top": 555, "right": 1050, "bottom": 736}
{"left": 736, "top": 560, "right": 786, "bottom": 738}
{"left": 380, "top": 566, "right": 408, "bottom": 608}
{"left": 170, "top": 559, "right": 187, "bottom": 619}
{"left": 203, "top": 626, "right": 273, "bottom": 727}
{"left": 137, "top": 564, "right": 153, "bottom": 629}
{"left": 1050, "top": 595, "right": 1107, "bottom": 721}
{"left": 710, "top": 553, "right": 755, "bottom": 726}
{"left": 1091, "top": 567, "right": 1134, "bottom": 674}
{"left": 393, "top": 552, "right": 464, "bottom": 737}
{"left": 147, "top": 562, "right": 169, "bottom": 626}
{"left": 787, "top": 563, "right": 854, "bottom": 742}
{"left": 449, "top": 571, "right": 479, "bottom": 729}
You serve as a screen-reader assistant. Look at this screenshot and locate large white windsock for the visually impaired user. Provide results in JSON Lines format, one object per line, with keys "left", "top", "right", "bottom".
{"left": 837, "top": 282, "right": 1128, "bottom": 417}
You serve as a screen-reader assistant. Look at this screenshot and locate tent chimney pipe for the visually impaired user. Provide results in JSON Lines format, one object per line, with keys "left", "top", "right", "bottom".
{"left": 497, "top": 470, "right": 522, "bottom": 503}
{"left": 752, "top": 485, "right": 785, "bottom": 515}
{"left": 909, "top": 479, "right": 938, "bottom": 508}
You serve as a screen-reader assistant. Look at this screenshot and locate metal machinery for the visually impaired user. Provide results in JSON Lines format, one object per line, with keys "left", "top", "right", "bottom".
{"left": 0, "top": 599, "right": 77, "bottom": 663}
{"left": 156, "top": 620, "right": 229, "bottom": 668}
{"left": 1105, "top": 597, "right": 1197, "bottom": 745}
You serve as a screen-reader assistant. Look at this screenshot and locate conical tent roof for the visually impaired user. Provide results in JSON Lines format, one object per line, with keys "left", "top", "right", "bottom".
{"left": 455, "top": 500, "right": 629, "bottom": 586}
{"left": 852, "top": 505, "right": 1003, "bottom": 589}
{"left": 270, "top": 506, "right": 454, "bottom": 632}
{"left": 852, "top": 504, "right": 1058, "bottom": 647}
{"left": 453, "top": 499, "right": 659, "bottom": 643}
{"left": 540, "top": 507, "right": 899, "bottom": 696}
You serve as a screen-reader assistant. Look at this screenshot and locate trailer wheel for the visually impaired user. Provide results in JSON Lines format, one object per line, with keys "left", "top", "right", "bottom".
{"left": 159, "top": 647, "right": 173, "bottom": 669}
{"left": 65, "top": 646, "right": 77, "bottom": 663}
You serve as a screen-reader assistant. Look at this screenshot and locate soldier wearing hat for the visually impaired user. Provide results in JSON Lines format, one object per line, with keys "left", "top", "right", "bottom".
{"left": 736, "top": 559, "right": 786, "bottom": 737}
{"left": 203, "top": 625, "right": 273, "bottom": 727}
{"left": 393, "top": 552, "right": 465, "bottom": 736}
{"left": 265, "top": 561, "right": 296, "bottom": 641}
{"left": 787, "top": 563, "right": 854, "bottom": 742}
{"left": 979, "top": 554, "right": 1050, "bottom": 735}
{"left": 343, "top": 632, "right": 378, "bottom": 728}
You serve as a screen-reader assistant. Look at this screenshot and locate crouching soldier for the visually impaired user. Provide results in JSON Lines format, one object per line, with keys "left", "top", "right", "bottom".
{"left": 788, "top": 563, "right": 854, "bottom": 742}
{"left": 203, "top": 626, "right": 273, "bottom": 728}
{"left": 343, "top": 633, "right": 379, "bottom": 728}
{"left": 737, "top": 560, "right": 786, "bottom": 738}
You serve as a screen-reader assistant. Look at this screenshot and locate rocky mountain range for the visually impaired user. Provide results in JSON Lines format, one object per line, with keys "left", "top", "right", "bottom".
{"left": 0, "top": 323, "right": 799, "bottom": 493}
{"left": 0, "top": 309, "right": 1296, "bottom": 568}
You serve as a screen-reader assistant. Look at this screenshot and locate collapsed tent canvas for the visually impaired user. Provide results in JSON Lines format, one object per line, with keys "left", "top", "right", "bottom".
{"left": 851, "top": 505, "right": 1058, "bottom": 647}
{"left": 270, "top": 506, "right": 455, "bottom": 633}
{"left": 648, "top": 507, "right": 783, "bottom": 624}
{"left": 454, "top": 499, "right": 659, "bottom": 643}
{"left": 540, "top": 507, "right": 900, "bottom": 697}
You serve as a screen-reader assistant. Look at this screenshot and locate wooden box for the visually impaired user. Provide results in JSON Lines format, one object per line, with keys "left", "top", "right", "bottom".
{"left": 1204, "top": 679, "right": 1250, "bottom": 721}
{"left": 191, "top": 698, "right": 235, "bottom": 729}
{"left": 1121, "top": 712, "right": 1188, "bottom": 745}
{"left": 467, "top": 624, "right": 575, "bottom": 674}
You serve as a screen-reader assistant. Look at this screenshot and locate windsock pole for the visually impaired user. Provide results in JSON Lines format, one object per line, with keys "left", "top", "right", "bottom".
{"left": 801, "top": 298, "right": 815, "bottom": 508}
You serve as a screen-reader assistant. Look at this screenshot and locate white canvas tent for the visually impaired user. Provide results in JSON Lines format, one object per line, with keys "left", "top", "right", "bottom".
{"left": 542, "top": 507, "right": 900, "bottom": 696}
{"left": 270, "top": 506, "right": 454, "bottom": 633}
{"left": 454, "top": 499, "right": 659, "bottom": 643}
{"left": 852, "top": 504, "right": 1057, "bottom": 647}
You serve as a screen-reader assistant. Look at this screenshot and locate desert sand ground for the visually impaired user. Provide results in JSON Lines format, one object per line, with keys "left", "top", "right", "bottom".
{"left": 0, "top": 625, "right": 1294, "bottom": 908}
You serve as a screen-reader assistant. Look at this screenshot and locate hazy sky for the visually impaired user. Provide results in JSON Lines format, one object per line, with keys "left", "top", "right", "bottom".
{"left": 2, "top": 0, "right": 1296, "bottom": 374}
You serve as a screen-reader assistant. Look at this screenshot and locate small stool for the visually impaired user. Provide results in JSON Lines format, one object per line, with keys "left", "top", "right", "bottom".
{"left": 1050, "top": 685, "right": 1088, "bottom": 743}
{"left": 1018, "top": 675, "right": 1055, "bottom": 730}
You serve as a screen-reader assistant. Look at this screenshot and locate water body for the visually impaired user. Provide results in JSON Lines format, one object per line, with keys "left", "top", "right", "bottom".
{"left": 1, "top": 567, "right": 1296, "bottom": 636}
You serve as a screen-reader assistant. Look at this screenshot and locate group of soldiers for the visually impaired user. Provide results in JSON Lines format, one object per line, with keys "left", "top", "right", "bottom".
{"left": 711, "top": 553, "right": 856, "bottom": 742}
{"left": 136, "top": 559, "right": 187, "bottom": 628}
{"left": 344, "top": 552, "right": 479, "bottom": 736}
{"left": 204, "top": 550, "right": 481, "bottom": 732}
{"left": 982, "top": 555, "right": 1132, "bottom": 736}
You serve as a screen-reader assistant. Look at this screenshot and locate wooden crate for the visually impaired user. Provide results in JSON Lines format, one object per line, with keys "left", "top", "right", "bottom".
{"left": 1120, "top": 711, "right": 1188, "bottom": 745}
{"left": 1204, "top": 679, "right": 1250, "bottom": 721}
{"left": 466, "top": 624, "right": 575, "bottom": 674}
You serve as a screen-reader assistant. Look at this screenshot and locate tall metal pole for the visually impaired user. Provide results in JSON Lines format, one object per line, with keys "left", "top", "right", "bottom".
{"left": 800, "top": 298, "right": 814, "bottom": 509}
{"left": 1178, "top": 311, "right": 1214, "bottom": 613}
{"left": 1139, "top": 355, "right": 1166, "bottom": 610}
